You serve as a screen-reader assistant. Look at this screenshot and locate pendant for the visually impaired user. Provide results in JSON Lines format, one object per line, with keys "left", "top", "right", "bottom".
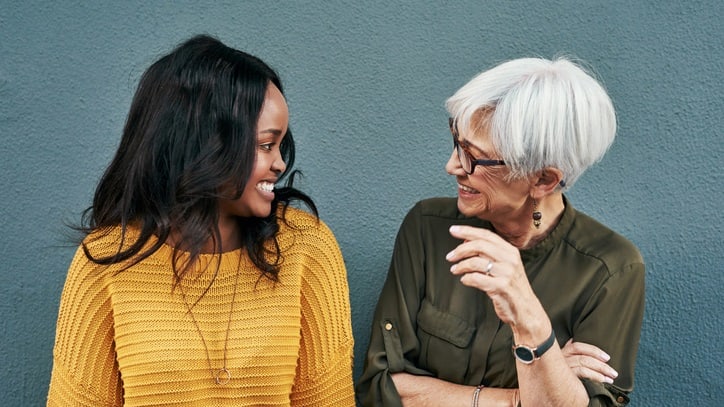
{"left": 215, "top": 368, "right": 231, "bottom": 385}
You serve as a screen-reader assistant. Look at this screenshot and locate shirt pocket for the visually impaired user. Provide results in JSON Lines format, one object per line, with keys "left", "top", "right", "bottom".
{"left": 416, "top": 299, "right": 476, "bottom": 383}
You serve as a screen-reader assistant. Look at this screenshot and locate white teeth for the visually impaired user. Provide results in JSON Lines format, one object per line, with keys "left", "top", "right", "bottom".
{"left": 257, "top": 182, "right": 275, "bottom": 193}
{"left": 458, "top": 184, "right": 477, "bottom": 193}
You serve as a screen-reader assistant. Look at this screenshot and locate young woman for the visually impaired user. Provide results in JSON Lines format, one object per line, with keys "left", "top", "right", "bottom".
{"left": 47, "top": 35, "right": 355, "bottom": 406}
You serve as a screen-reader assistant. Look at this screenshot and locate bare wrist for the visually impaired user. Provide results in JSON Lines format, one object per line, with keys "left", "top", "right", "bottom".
{"left": 511, "top": 316, "right": 551, "bottom": 345}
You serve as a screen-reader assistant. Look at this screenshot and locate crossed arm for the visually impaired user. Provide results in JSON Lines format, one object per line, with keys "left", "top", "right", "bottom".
{"left": 390, "top": 338, "right": 617, "bottom": 406}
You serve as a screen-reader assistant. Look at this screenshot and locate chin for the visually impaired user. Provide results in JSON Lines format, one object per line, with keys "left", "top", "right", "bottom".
{"left": 456, "top": 199, "right": 487, "bottom": 219}
{"left": 251, "top": 209, "right": 272, "bottom": 219}
{"left": 456, "top": 199, "right": 474, "bottom": 216}
{"left": 254, "top": 204, "right": 274, "bottom": 218}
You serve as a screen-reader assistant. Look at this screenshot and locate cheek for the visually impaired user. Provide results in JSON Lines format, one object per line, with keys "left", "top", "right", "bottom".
{"left": 245, "top": 176, "right": 264, "bottom": 197}
{"left": 470, "top": 170, "right": 499, "bottom": 189}
{"left": 467, "top": 171, "right": 511, "bottom": 208}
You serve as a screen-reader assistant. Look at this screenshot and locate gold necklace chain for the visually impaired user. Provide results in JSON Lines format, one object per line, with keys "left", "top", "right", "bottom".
{"left": 179, "top": 261, "right": 240, "bottom": 385}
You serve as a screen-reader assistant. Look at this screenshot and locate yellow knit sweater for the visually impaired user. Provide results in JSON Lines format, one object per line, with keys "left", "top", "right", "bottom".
{"left": 47, "top": 208, "right": 355, "bottom": 406}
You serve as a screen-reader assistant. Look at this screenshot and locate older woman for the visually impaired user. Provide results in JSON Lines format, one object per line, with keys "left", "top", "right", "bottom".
{"left": 357, "top": 57, "right": 645, "bottom": 406}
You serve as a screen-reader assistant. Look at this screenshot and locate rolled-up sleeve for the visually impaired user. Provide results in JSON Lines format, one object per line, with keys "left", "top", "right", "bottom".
{"left": 356, "top": 203, "right": 435, "bottom": 406}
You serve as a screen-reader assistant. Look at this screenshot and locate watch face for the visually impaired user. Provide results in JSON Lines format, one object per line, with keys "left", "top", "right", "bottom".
{"left": 512, "top": 330, "right": 556, "bottom": 365}
{"left": 513, "top": 346, "right": 535, "bottom": 363}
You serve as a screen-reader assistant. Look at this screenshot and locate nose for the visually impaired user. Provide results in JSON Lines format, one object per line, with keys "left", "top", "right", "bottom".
{"left": 445, "top": 147, "right": 464, "bottom": 176}
{"left": 272, "top": 151, "right": 287, "bottom": 175}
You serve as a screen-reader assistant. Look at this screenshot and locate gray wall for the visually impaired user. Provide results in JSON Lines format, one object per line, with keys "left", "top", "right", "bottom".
{"left": 1, "top": 1, "right": 722, "bottom": 405}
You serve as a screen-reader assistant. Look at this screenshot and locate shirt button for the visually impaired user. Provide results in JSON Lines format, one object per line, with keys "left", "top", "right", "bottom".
{"left": 616, "top": 396, "right": 625, "bottom": 403}
{"left": 384, "top": 322, "right": 393, "bottom": 331}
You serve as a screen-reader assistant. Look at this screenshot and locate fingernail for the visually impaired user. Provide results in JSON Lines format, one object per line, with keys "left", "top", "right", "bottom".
{"left": 601, "top": 352, "right": 611, "bottom": 361}
{"left": 450, "top": 264, "right": 457, "bottom": 272}
{"left": 446, "top": 250, "right": 454, "bottom": 260}
{"left": 604, "top": 377, "right": 614, "bottom": 384}
{"left": 449, "top": 225, "right": 459, "bottom": 233}
{"left": 611, "top": 369, "right": 618, "bottom": 378}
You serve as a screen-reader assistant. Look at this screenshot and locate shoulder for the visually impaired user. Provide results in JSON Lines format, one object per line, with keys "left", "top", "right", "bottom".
{"left": 565, "top": 208, "right": 644, "bottom": 274}
{"left": 277, "top": 206, "right": 340, "bottom": 253}
{"left": 61, "top": 232, "right": 125, "bottom": 304}
{"left": 278, "top": 205, "right": 321, "bottom": 227}
{"left": 82, "top": 224, "right": 141, "bottom": 259}
{"left": 277, "top": 207, "right": 349, "bottom": 295}
{"left": 399, "top": 197, "right": 466, "bottom": 229}
{"left": 401, "top": 197, "right": 485, "bottom": 231}
{"left": 410, "top": 197, "right": 462, "bottom": 219}
{"left": 278, "top": 206, "right": 331, "bottom": 236}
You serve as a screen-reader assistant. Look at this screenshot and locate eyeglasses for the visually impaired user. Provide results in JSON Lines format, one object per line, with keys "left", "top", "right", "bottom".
{"left": 449, "top": 117, "right": 505, "bottom": 174}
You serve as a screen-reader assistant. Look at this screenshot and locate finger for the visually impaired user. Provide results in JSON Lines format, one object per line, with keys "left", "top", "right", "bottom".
{"left": 564, "top": 340, "right": 611, "bottom": 361}
{"left": 458, "top": 269, "right": 494, "bottom": 291}
{"left": 450, "top": 226, "right": 505, "bottom": 257}
{"left": 449, "top": 255, "right": 495, "bottom": 276}
{"left": 575, "top": 355, "right": 619, "bottom": 382}
{"left": 561, "top": 339, "right": 576, "bottom": 356}
{"left": 447, "top": 226, "right": 518, "bottom": 264}
{"left": 446, "top": 240, "right": 513, "bottom": 268}
{"left": 449, "top": 225, "right": 499, "bottom": 242}
{"left": 570, "top": 365, "right": 616, "bottom": 384}
{"left": 446, "top": 240, "right": 491, "bottom": 263}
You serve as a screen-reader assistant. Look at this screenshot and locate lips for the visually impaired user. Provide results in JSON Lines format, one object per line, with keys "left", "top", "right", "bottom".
{"left": 458, "top": 183, "right": 479, "bottom": 194}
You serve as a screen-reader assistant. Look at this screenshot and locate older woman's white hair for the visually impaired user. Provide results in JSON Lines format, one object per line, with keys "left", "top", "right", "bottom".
{"left": 445, "top": 57, "right": 616, "bottom": 190}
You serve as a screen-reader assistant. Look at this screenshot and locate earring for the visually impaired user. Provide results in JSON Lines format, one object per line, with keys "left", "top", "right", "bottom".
{"left": 532, "top": 200, "right": 542, "bottom": 229}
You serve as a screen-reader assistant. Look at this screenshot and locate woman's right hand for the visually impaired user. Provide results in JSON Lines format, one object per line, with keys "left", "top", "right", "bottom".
{"left": 561, "top": 339, "right": 618, "bottom": 384}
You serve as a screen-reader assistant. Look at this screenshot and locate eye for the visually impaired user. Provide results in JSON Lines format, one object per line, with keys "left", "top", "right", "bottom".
{"left": 259, "top": 143, "right": 274, "bottom": 152}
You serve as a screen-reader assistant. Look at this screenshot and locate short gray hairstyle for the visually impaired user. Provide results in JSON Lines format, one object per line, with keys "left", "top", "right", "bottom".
{"left": 445, "top": 57, "right": 616, "bottom": 190}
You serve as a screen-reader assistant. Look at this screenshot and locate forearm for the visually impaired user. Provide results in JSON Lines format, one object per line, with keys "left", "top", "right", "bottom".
{"left": 392, "top": 373, "right": 517, "bottom": 407}
{"left": 512, "top": 316, "right": 589, "bottom": 406}
{"left": 517, "top": 353, "right": 588, "bottom": 406}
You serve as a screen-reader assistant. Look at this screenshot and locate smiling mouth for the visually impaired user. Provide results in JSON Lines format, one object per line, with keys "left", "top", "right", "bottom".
{"left": 256, "top": 182, "right": 275, "bottom": 193}
{"left": 458, "top": 183, "right": 479, "bottom": 194}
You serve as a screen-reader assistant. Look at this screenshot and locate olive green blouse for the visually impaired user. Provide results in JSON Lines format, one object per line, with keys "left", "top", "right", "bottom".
{"left": 356, "top": 197, "right": 645, "bottom": 407}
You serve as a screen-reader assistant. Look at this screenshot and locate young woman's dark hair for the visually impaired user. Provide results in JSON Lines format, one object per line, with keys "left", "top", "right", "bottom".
{"left": 79, "top": 34, "right": 316, "bottom": 284}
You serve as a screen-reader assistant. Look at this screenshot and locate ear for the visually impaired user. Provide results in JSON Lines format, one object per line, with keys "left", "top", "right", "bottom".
{"left": 529, "top": 167, "right": 564, "bottom": 199}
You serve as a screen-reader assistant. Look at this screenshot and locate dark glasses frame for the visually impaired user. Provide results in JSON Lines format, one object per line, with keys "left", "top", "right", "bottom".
{"left": 449, "top": 117, "right": 506, "bottom": 174}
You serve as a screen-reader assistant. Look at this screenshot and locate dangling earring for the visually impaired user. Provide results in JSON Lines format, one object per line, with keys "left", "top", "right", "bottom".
{"left": 532, "top": 200, "right": 542, "bottom": 229}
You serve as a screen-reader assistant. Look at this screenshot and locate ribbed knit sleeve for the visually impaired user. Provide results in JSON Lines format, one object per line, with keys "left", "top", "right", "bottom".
{"left": 282, "top": 212, "right": 355, "bottom": 407}
{"left": 47, "top": 246, "right": 123, "bottom": 406}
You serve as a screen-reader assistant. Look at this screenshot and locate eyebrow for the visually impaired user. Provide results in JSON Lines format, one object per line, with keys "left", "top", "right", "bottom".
{"left": 258, "top": 128, "right": 284, "bottom": 136}
{"left": 450, "top": 117, "right": 493, "bottom": 157}
{"left": 459, "top": 137, "right": 490, "bottom": 157}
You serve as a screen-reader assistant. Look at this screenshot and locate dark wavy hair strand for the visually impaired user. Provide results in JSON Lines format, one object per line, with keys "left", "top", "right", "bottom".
{"left": 77, "top": 34, "right": 316, "bottom": 288}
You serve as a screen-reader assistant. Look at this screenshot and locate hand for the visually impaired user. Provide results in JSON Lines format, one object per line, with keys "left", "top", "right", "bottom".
{"left": 561, "top": 339, "right": 618, "bottom": 384}
{"left": 446, "top": 225, "right": 542, "bottom": 328}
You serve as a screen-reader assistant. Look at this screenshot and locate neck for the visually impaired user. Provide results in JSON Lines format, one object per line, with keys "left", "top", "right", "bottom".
{"left": 164, "top": 217, "right": 242, "bottom": 254}
{"left": 490, "top": 194, "right": 565, "bottom": 250}
{"left": 215, "top": 215, "right": 242, "bottom": 253}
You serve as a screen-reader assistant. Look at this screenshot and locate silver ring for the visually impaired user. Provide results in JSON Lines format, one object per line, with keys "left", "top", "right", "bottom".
{"left": 484, "top": 260, "right": 494, "bottom": 275}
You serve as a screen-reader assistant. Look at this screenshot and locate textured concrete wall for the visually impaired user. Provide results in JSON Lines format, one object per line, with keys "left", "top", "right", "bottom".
{"left": 1, "top": 1, "right": 722, "bottom": 405}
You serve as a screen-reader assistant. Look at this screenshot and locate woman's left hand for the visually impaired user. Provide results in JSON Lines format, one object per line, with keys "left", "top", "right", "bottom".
{"left": 446, "top": 225, "right": 545, "bottom": 328}
{"left": 561, "top": 339, "right": 618, "bottom": 384}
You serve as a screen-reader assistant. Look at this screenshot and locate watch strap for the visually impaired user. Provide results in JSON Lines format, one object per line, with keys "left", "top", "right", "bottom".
{"left": 532, "top": 329, "right": 556, "bottom": 358}
{"left": 512, "top": 329, "right": 556, "bottom": 363}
